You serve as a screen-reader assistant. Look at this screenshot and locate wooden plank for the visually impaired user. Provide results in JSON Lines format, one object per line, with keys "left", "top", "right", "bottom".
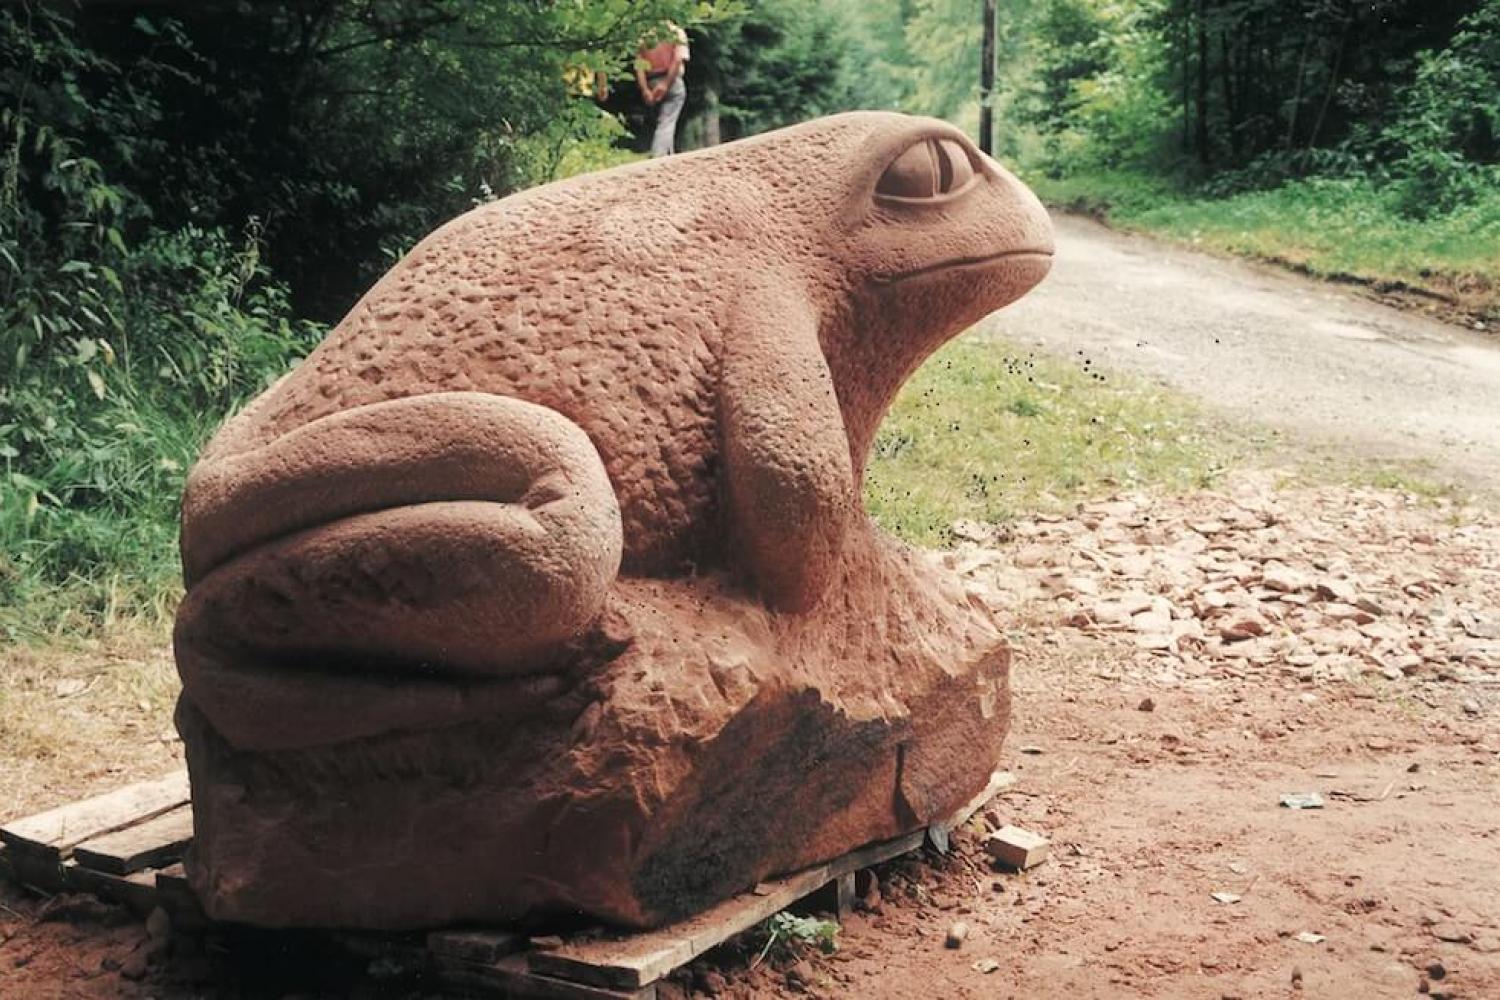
{"left": 796, "top": 870, "right": 856, "bottom": 919}
{"left": 529, "top": 829, "right": 924, "bottom": 990}
{"left": 438, "top": 953, "right": 656, "bottom": 1000}
{"left": 63, "top": 860, "right": 161, "bottom": 915}
{"left": 155, "top": 863, "right": 192, "bottom": 893}
{"left": 427, "top": 928, "right": 525, "bottom": 965}
{"left": 6, "top": 849, "right": 67, "bottom": 894}
{"left": 0, "top": 771, "right": 189, "bottom": 858}
{"left": 73, "top": 804, "right": 194, "bottom": 875}
{"left": 825, "top": 829, "right": 925, "bottom": 883}
{"left": 528, "top": 864, "right": 827, "bottom": 990}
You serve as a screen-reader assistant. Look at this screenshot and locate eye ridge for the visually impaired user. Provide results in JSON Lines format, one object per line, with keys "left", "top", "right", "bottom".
{"left": 877, "top": 138, "right": 978, "bottom": 201}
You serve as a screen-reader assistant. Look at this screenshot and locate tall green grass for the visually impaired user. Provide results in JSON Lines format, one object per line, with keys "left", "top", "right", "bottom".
{"left": 1, "top": 220, "right": 321, "bottom": 641}
{"left": 1031, "top": 171, "right": 1500, "bottom": 322}
{"left": 0, "top": 404, "right": 205, "bottom": 639}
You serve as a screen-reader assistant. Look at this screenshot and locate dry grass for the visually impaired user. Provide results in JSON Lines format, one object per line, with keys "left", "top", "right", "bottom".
{"left": 0, "top": 628, "right": 181, "bottom": 821}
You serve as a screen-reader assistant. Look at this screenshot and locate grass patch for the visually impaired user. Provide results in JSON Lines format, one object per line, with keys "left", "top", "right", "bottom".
{"left": 0, "top": 522, "right": 184, "bottom": 643}
{"left": 864, "top": 335, "right": 1237, "bottom": 545}
{"left": 1, "top": 484, "right": 188, "bottom": 643}
{"left": 1030, "top": 171, "right": 1500, "bottom": 323}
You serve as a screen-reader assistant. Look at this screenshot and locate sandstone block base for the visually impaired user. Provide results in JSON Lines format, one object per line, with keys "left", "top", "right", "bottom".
{"left": 178, "top": 541, "right": 1010, "bottom": 930}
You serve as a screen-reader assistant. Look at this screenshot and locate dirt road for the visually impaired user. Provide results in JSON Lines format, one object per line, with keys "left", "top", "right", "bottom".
{"left": 989, "top": 215, "right": 1500, "bottom": 491}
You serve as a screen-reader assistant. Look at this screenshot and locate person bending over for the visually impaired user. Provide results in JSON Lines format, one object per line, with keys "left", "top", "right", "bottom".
{"left": 637, "top": 22, "right": 689, "bottom": 157}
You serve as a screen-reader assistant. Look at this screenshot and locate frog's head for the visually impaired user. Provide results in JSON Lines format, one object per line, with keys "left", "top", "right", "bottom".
{"left": 833, "top": 113, "right": 1053, "bottom": 319}
{"left": 719, "top": 112, "right": 1055, "bottom": 466}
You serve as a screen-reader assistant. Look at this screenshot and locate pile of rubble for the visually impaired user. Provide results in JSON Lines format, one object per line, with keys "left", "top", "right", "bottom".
{"left": 947, "top": 471, "right": 1500, "bottom": 691}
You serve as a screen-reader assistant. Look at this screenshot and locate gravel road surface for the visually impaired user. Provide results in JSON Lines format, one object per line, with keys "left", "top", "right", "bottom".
{"left": 988, "top": 214, "right": 1500, "bottom": 491}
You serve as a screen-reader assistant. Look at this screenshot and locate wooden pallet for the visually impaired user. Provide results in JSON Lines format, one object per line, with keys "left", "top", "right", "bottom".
{"left": 0, "top": 770, "right": 199, "bottom": 920}
{"left": 1, "top": 769, "right": 1011, "bottom": 998}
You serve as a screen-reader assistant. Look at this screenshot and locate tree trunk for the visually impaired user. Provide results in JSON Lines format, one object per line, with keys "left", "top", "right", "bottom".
{"left": 1195, "top": 0, "right": 1209, "bottom": 167}
{"left": 979, "top": 0, "right": 996, "bottom": 155}
{"left": 1307, "top": 17, "right": 1350, "bottom": 150}
{"left": 1285, "top": 29, "right": 1312, "bottom": 148}
{"left": 1219, "top": 31, "right": 1239, "bottom": 161}
{"left": 703, "top": 82, "right": 721, "bottom": 147}
{"left": 1180, "top": 1, "right": 1190, "bottom": 154}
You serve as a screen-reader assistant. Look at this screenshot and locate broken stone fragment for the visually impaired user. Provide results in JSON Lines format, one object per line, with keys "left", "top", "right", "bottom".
{"left": 945, "top": 921, "right": 969, "bottom": 949}
{"left": 1323, "top": 603, "right": 1376, "bottom": 625}
{"left": 986, "top": 826, "right": 1049, "bottom": 870}
{"left": 1279, "top": 792, "right": 1325, "bottom": 810}
{"left": 1131, "top": 609, "right": 1173, "bottom": 634}
{"left": 1220, "top": 616, "right": 1268, "bottom": 642}
{"left": 1261, "top": 561, "right": 1310, "bottom": 593}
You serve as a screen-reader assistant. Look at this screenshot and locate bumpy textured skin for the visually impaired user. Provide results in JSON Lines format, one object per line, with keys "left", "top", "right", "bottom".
{"left": 173, "top": 111, "right": 1053, "bottom": 930}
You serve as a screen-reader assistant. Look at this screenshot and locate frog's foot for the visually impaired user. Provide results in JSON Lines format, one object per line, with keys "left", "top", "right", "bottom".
{"left": 175, "top": 392, "right": 622, "bottom": 750}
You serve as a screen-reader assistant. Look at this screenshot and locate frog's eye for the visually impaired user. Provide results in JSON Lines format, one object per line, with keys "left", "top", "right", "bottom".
{"left": 876, "top": 139, "right": 976, "bottom": 199}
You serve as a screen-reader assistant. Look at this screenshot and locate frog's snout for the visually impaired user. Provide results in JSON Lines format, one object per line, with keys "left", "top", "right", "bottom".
{"left": 982, "top": 153, "right": 1056, "bottom": 262}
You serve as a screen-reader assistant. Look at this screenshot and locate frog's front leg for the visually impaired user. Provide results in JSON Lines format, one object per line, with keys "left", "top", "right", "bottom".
{"left": 175, "top": 391, "right": 623, "bottom": 750}
{"left": 720, "top": 285, "right": 854, "bottom": 612}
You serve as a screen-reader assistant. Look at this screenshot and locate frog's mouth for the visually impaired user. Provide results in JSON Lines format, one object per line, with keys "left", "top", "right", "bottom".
{"left": 873, "top": 248, "right": 1054, "bottom": 285}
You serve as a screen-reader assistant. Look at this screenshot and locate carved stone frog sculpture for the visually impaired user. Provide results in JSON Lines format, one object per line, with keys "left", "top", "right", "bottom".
{"left": 174, "top": 111, "right": 1053, "bottom": 929}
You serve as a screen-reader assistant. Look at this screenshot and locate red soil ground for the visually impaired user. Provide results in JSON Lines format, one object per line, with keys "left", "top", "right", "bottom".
{"left": 3, "top": 480, "right": 1497, "bottom": 998}
{"left": 4, "top": 633, "right": 1494, "bottom": 999}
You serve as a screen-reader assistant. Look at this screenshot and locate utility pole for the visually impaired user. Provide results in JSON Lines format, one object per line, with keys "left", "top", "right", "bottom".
{"left": 979, "top": 0, "right": 996, "bottom": 155}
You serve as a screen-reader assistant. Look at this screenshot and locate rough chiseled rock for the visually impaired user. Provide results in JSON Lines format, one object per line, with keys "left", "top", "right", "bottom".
{"left": 172, "top": 112, "right": 1054, "bottom": 930}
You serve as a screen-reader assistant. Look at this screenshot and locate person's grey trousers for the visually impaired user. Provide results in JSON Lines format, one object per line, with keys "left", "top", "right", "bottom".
{"left": 651, "top": 76, "right": 687, "bottom": 157}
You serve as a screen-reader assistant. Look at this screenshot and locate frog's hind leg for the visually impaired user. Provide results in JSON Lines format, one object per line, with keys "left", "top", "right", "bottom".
{"left": 174, "top": 391, "right": 622, "bottom": 750}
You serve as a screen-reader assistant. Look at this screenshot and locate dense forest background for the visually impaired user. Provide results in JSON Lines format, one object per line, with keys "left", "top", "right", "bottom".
{"left": 2, "top": 0, "right": 1497, "bottom": 633}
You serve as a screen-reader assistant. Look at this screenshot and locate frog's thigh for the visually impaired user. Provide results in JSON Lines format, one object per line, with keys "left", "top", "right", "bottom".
{"left": 182, "top": 391, "right": 620, "bottom": 586}
{"left": 176, "top": 392, "right": 623, "bottom": 746}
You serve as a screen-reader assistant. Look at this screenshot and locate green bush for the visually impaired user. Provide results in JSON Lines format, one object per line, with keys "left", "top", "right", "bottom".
{"left": 0, "top": 0, "right": 846, "bottom": 640}
{"left": 1379, "top": 1, "right": 1500, "bottom": 217}
{"left": 0, "top": 12, "right": 321, "bottom": 635}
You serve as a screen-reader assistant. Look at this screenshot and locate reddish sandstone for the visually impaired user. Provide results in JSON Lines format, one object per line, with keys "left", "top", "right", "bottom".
{"left": 173, "top": 111, "right": 1053, "bottom": 929}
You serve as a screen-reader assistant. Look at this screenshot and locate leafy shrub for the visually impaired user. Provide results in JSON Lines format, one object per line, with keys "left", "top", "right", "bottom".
{"left": 0, "top": 10, "right": 321, "bottom": 634}
{"left": 1373, "top": 1, "right": 1500, "bottom": 217}
{"left": 752, "top": 911, "right": 840, "bottom": 967}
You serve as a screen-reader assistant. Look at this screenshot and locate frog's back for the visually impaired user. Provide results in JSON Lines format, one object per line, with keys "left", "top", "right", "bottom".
{"left": 217, "top": 167, "right": 733, "bottom": 573}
